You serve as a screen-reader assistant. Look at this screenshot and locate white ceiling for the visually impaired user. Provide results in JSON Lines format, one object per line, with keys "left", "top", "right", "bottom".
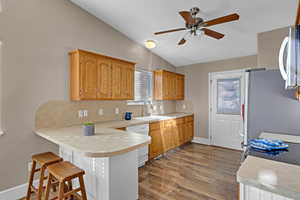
{"left": 70, "top": 0, "right": 298, "bottom": 67}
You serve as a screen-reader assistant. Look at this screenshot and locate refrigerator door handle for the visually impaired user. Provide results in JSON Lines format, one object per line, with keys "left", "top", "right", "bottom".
{"left": 279, "top": 36, "right": 289, "bottom": 80}
{"left": 239, "top": 104, "right": 245, "bottom": 138}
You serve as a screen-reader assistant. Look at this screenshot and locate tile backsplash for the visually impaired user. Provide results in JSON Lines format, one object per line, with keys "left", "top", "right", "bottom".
{"left": 35, "top": 100, "right": 176, "bottom": 129}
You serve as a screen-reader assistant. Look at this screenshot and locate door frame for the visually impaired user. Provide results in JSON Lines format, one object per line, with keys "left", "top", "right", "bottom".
{"left": 208, "top": 69, "right": 250, "bottom": 148}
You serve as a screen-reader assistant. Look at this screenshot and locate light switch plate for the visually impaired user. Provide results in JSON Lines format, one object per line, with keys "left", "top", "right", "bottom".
{"left": 83, "top": 110, "right": 88, "bottom": 117}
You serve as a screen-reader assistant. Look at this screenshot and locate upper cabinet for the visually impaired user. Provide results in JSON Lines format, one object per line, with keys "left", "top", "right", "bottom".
{"left": 69, "top": 49, "right": 135, "bottom": 101}
{"left": 154, "top": 70, "right": 185, "bottom": 100}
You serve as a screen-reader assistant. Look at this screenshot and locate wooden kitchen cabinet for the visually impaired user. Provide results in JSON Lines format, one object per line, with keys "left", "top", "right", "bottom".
{"left": 97, "top": 56, "right": 112, "bottom": 99}
{"left": 163, "top": 119, "right": 178, "bottom": 151}
{"left": 69, "top": 49, "right": 135, "bottom": 101}
{"left": 176, "top": 74, "right": 185, "bottom": 100}
{"left": 149, "top": 115, "right": 194, "bottom": 159}
{"left": 149, "top": 122, "right": 164, "bottom": 159}
{"left": 112, "top": 60, "right": 134, "bottom": 100}
{"left": 154, "top": 70, "right": 185, "bottom": 100}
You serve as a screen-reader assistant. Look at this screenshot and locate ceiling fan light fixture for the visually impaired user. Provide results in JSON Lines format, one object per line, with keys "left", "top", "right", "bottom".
{"left": 145, "top": 40, "right": 156, "bottom": 49}
{"left": 195, "top": 29, "right": 204, "bottom": 36}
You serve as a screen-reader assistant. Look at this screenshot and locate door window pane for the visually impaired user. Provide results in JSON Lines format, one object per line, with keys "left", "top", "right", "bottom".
{"left": 217, "top": 78, "right": 241, "bottom": 115}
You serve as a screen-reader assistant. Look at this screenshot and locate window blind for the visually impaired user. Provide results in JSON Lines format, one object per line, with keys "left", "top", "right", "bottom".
{"left": 129, "top": 70, "right": 153, "bottom": 104}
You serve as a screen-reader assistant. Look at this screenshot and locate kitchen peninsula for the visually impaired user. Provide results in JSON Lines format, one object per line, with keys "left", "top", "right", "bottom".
{"left": 35, "top": 111, "right": 194, "bottom": 200}
{"left": 35, "top": 125, "right": 151, "bottom": 200}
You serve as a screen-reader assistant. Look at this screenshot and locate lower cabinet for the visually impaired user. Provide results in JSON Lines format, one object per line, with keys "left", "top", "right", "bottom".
{"left": 149, "top": 115, "right": 194, "bottom": 159}
{"left": 149, "top": 122, "right": 164, "bottom": 159}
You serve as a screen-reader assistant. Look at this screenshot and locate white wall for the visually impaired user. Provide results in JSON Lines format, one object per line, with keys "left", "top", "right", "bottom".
{"left": 177, "top": 55, "right": 258, "bottom": 138}
{"left": 0, "top": 0, "right": 174, "bottom": 190}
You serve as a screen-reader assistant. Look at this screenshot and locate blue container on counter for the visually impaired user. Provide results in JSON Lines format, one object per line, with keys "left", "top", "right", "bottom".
{"left": 125, "top": 112, "right": 132, "bottom": 120}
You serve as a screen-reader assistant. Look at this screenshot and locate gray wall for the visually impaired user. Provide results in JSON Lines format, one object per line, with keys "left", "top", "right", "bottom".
{"left": 258, "top": 27, "right": 290, "bottom": 68}
{"left": 176, "top": 26, "right": 292, "bottom": 140}
{"left": 248, "top": 70, "right": 300, "bottom": 139}
{"left": 177, "top": 55, "right": 258, "bottom": 138}
{"left": 0, "top": 0, "right": 174, "bottom": 190}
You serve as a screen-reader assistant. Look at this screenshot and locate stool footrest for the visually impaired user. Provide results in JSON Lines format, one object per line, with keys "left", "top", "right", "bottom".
{"left": 64, "top": 187, "right": 81, "bottom": 198}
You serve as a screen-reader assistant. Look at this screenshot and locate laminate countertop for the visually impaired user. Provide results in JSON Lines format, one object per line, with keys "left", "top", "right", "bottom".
{"left": 237, "top": 133, "right": 300, "bottom": 199}
{"left": 35, "top": 112, "right": 193, "bottom": 158}
{"left": 97, "top": 112, "right": 194, "bottom": 129}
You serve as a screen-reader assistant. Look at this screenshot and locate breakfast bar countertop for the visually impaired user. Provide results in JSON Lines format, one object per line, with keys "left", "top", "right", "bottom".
{"left": 35, "top": 126, "right": 151, "bottom": 158}
{"left": 35, "top": 112, "right": 193, "bottom": 158}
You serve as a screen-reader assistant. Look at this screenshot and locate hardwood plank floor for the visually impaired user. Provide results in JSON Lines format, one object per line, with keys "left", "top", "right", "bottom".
{"left": 139, "top": 143, "right": 242, "bottom": 200}
{"left": 21, "top": 143, "right": 241, "bottom": 200}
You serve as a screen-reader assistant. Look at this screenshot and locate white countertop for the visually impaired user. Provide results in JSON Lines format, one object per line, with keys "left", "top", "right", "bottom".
{"left": 237, "top": 156, "right": 300, "bottom": 199}
{"left": 36, "top": 126, "right": 151, "bottom": 158}
{"left": 237, "top": 133, "right": 300, "bottom": 198}
{"left": 35, "top": 112, "right": 193, "bottom": 158}
{"left": 97, "top": 112, "right": 193, "bottom": 128}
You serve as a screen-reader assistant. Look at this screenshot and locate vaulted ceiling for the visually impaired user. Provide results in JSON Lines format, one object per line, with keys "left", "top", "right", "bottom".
{"left": 70, "top": 0, "right": 298, "bottom": 66}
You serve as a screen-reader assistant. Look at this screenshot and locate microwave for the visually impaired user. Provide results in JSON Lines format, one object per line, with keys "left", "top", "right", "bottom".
{"left": 279, "top": 25, "right": 300, "bottom": 89}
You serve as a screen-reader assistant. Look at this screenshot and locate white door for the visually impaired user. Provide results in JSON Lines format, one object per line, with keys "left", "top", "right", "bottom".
{"left": 209, "top": 70, "right": 248, "bottom": 150}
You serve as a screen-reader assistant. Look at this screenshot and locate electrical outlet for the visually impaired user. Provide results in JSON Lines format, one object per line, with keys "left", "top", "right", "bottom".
{"left": 115, "top": 107, "right": 119, "bottom": 115}
{"left": 78, "top": 110, "right": 84, "bottom": 118}
{"left": 98, "top": 108, "right": 104, "bottom": 116}
{"left": 28, "top": 162, "right": 33, "bottom": 172}
{"left": 159, "top": 105, "right": 163, "bottom": 110}
{"left": 153, "top": 105, "right": 157, "bottom": 111}
{"left": 182, "top": 104, "right": 186, "bottom": 109}
{"left": 83, "top": 110, "right": 88, "bottom": 117}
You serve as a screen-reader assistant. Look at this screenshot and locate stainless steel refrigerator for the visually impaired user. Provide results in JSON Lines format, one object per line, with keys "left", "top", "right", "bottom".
{"left": 247, "top": 69, "right": 300, "bottom": 142}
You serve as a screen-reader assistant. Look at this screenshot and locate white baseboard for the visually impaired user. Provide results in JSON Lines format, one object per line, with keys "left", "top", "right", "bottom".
{"left": 0, "top": 180, "right": 38, "bottom": 200}
{"left": 192, "top": 137, "right": 211, "bottom": 145}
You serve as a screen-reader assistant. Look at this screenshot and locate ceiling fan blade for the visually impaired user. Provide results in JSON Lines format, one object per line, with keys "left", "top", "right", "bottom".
{"left": 154, "top": 28, "right": 186, "bottom": 35}
{"left": 179, "top": 11, "right": 194, "bottom": 24}
{"left": 178, "top": 38, "right": 186, "bottom": 45}
{"left": 202, "top": 28, "right": 225, "bottom": 39}
{"left": 204, "top": 13, "right": 240, "bottom": 27}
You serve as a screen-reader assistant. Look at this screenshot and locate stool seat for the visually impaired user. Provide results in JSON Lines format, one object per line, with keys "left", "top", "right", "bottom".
{"left": 47, "top": 161, "right": 85, "bottom": 182}
{"left": 45, "top": 161, "right": 87, "bottom": 200}
{"left": 32, "top": 152, "right": 62, "bottom": 166}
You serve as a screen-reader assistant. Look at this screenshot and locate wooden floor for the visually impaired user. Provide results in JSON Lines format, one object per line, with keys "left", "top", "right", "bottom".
{"left": 139, "top": 143, "right": 242, "bottom": 200}
{"left": 21, "top": 143, "right": 241, "bottom": 200}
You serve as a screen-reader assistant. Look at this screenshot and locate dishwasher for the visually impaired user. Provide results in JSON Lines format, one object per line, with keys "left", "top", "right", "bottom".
{"left": 126, "top": 124, "right": 149, "bottom": 167}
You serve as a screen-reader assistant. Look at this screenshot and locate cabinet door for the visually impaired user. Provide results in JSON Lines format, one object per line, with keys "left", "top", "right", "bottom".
{"left": 149, "top": 123, "right": 164, "bottom": 159}
{"left": 170, "top": 74, "right": 177, "bottom": 99}
{"left": 112, "top": 61, "right": 134, "bottom": 100}
{"left": 177, "top": 75, "right": 184, "bottom": 100}
{"left": 97, "top": 57, "right": 112, "bottom": 99}
{"left": 79, "top": 53, "right": 98, "bottom": 100}
{"left": 120, "top": 64, "right": 134, "bottom": 99}
{"left": 111, "top": 61, "right": 122, "bottom": 99}
{"left": 186, "top": 121, "right": 194, "bottom": 142}
{"left": 163, "top": 119, "right": 178, "bottom": 151}
{"left": 162, "top": 72, "right": 170, "bottom": 99}
{"left": 176, "top": 118, "right": 185, "bottom": 145}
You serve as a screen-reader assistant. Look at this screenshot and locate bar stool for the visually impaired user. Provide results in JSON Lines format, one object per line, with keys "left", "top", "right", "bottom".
{"left": 45, "top": 161, "right": 87, "bottom": 200}
{"left": 26, "top": 152, "right": 63, "bottom": 200}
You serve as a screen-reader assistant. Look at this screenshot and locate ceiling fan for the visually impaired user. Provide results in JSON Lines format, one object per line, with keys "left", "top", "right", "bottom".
{"left": 154, "top": 7, "right": 240, "bottom": 45}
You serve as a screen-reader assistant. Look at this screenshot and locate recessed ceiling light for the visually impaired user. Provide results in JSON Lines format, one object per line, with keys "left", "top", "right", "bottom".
{"left": 145, "top": 40, "right": 156, "bottom": 49}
